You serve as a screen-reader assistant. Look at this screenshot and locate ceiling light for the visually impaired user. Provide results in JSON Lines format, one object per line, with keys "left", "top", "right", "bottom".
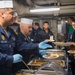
{"left": 30, "top": 7, "right": 60, "bottom": 12}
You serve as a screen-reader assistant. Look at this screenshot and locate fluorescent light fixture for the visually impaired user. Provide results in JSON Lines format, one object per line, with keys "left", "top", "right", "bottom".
{"left": 30, "top": 7, "right": 60, "bottom": 12}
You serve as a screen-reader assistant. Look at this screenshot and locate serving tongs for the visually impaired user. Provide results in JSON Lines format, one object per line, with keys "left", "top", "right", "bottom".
{"left": 22, "top": 60, "right": 36, "bottom": 74}
{"left": 22, "top": 60, "right": 47, "bottom": 74}
{"left": 22, "top": 60, "right": 31, "bottom": 70}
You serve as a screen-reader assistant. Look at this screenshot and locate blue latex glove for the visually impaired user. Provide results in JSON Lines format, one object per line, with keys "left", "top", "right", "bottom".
{"left": 38, "top": 41, "right": 52, "bottom": 49}
{"left": 39, "top": 50, "right": 46, "bottom": 56}
{"left": 13, "top": 54, "right": 23, "bottom": 63}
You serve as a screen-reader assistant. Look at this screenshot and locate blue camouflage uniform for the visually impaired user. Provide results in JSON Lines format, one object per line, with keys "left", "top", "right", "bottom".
{"left": 12, "top": 31, "right": 42, "bottom": 73}
{"left": 17, "top": 32, "right": 42, "bottom": 62}
{"left": 0, "top": 26, "right": 17, "bottom": 75}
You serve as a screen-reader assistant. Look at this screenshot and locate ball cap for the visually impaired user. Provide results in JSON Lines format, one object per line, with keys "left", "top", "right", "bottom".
{"left": 0, "top": 0, "right": 13, "bottom": 8}
{"left": 21, "top": 18, "right": 33, "bottom": 25}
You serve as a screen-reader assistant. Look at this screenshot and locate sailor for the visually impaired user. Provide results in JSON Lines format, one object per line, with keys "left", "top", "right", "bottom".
{"left": 12, "top": 18, "right": 52, "bottom": 73}
{"left": 0, "top": 0, "right": 22, "bottom": 75}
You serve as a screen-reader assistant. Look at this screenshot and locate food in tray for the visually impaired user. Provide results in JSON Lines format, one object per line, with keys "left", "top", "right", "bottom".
{"left": 55, "top": 42, "right": 64, "bottom": 44}
{"left": 68, "top": 50, "right": 75, "bottom": 54}
{"left": 58, "top": 61, "right": 64, "bottom": 67}
{"left": 50, "top": 54, "right": 59, "bottom": 59}
{"left": 46, "top": 52, "right": 64, "bottom": 57}
{"left": 54, "top": 42, "right": 72, "bottom": 46}
{"left": 50, "top": 55, "right": 57, "bottom": 59}
{"left": 55, "top": 42, "right": 67, "bottom": 45}
{"left": 54, "top": 42, "right": 64, "bottom": 45}
{"left": 54, "top": 52, "right": 64, "bottom": 56}
{"left": 32, "top": 61, "right": 46, "bottom": 65}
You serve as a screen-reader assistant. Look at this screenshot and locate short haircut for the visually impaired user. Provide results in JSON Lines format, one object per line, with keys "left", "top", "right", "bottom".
{"left": 35, "top": 22, "right": 39, "bottom": 26}
{"left": 72, "top": 18, "right": 75, "bottom": 22}
{"left": 43, "top": 21, "right": 49, "bottom": 25}
{"left": 68, "top": 17, "right": 75, "bottom": 21}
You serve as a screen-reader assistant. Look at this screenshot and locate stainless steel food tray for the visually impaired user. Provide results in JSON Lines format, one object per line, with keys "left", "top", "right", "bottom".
{"left": 28, "top": 59, "right": 48, "bottom": 67}
{"left": 16, "top": 69, "right": 66, "bottom": 75}
{"left": 28, "top": 59, "right": 66, "bottom": 68}
{"left": 44, "top": 49, "right": 66, "bottom": 60}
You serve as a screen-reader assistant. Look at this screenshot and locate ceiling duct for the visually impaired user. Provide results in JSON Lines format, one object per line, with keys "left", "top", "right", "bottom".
{"left": 26, "top": 0, "right": 34, "bottom": 7}
{"left": 26, "top": 0, "right": 45, "bottom": 9}
{"left": 13, "top": 0, "right": 75, "bottom": 17}
{"left": 13, "top": 0, "right": 30, "bottom": 16}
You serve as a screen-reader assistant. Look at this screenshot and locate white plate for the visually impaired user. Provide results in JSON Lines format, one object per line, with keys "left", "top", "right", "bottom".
{"left": 54, "top": 42, "right": 72, "bottom": 46}
{"left": 47, "top": 49, "right": 62, "bottom": 51}
{"left": 43, "top": 54, "right": 59, "bottom": 59}
{"left": 67, "top": 50, "right": 75, "bottom": 54}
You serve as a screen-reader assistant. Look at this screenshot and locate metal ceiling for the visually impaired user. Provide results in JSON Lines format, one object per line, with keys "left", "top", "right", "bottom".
{"left": 13, "top": 0, "right": 75, "bottom": 18}
{"left": 32, "top": 0, "right": 75, "bottom": 6}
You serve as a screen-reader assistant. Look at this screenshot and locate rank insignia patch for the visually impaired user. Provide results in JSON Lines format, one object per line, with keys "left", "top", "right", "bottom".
{"left": 1, "top": 35, "right": 5, "bottom": 40}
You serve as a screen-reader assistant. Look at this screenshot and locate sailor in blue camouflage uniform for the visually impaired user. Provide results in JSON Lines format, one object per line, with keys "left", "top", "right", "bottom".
{"left": 0, "top": 0, "right": 22, "bottom": 75}
{"left": 12, "top": 18, "right": 52, "bottom": 73}
{"left": 17, "top": 30, "right": 41, "bottom": 63}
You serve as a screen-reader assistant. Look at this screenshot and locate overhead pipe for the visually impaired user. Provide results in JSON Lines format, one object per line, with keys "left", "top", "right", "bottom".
{"left": 26, "top": 0, "right": 34, "bottom": 7}
{"left": 13, "top": 0, "right": 75, "bottom": 16}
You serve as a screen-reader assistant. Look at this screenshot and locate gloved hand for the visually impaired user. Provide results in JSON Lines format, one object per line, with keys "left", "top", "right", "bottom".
{"left": 13, "top": 54, "right": 23, "bottom": 63}
{"left": 39, "top": 50, "right": 46, "bottom": 56}
{"left": 38, "top": 41, "right": 52, "bottom": 49}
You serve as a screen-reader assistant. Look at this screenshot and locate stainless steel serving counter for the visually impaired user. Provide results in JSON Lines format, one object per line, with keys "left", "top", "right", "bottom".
{"left": 16, "top": 49, "right": 69, "bottom": 75}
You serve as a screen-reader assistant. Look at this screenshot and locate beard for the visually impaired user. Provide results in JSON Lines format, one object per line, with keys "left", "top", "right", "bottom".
{"left": 5, "top": 18, "right": 13, "bottom": 26}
